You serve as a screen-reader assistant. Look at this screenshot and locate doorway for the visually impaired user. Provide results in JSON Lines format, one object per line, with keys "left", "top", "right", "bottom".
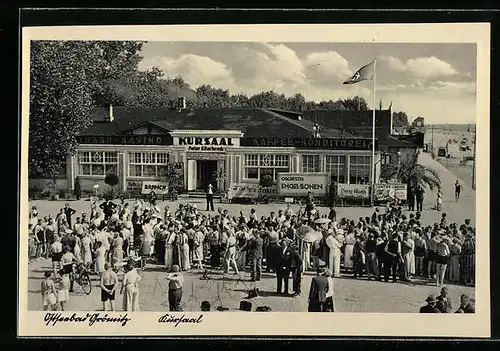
{"left": 196, "top": 160, "right": 218, "bottom": 190}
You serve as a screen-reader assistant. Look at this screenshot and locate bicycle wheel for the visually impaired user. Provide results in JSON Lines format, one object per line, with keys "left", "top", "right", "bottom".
{"left": 80, "top": 273, "right": 92, "bottom": 295}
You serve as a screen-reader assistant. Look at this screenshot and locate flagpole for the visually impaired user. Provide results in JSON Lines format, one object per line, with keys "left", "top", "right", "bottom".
{"left": 371, "top": 59, "right": 377, "bottom": 206}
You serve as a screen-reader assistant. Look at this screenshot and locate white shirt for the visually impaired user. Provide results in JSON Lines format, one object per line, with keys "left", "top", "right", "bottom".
{"left": 326, "top": 277, "right": 334, "bottom": 298}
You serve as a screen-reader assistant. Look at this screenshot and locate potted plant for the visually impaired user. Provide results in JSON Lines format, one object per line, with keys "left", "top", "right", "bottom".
{"left": 259, "top": 174, "right": 275, "bottom": 204}
{"left": 212, "top": 168, "right": 227, "bottom": 193}
{"left": 104, "top": 173, "right": 120, "bottom": 199}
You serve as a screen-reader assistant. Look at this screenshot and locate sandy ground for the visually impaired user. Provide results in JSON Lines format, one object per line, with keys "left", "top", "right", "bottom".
{"left": 27, "top": 258, "right": 474, "bottom": 313}
{"left": 24, "top": 152, "right": 476, "bottom": 312}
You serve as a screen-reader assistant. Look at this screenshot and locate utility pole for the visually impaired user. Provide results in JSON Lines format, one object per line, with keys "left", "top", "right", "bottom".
{"left": 431, "top": 124, "right": 434, "bottom": 152}
{"left": 472, "top": 124, "right": 476, "bottom": 190}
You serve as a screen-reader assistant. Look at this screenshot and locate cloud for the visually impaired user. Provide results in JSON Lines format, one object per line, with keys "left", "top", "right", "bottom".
{"left": 227, "top": 43, "right": 307, "bottom": 93}
{"left": 428, "top": 80, "right": 476, "bottom": 94}
{"left": 380, "top": 55, "right": 458, "bottom": 78}
{"left": 139, "top": 54, "right": 234, "bottom": 88}
{"left": 303, "top": 51, "right": 352, "bottom": 84}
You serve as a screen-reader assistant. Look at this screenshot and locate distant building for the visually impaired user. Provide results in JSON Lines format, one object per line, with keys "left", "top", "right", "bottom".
{"left": 412, "top": 117, "right": 425, "bottom": 128}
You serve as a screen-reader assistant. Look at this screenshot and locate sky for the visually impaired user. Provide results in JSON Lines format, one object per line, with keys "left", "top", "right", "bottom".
{"left": 138, "top": 42, "right": 477, "bottom": 124}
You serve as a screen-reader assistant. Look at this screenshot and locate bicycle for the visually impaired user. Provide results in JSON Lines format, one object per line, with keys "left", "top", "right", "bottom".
{"left": 72, "top": 262, "right": 92, "bottom": 295}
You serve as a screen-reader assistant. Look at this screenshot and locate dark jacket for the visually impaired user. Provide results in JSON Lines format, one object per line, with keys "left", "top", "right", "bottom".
{"left": 99, "top": 201, "right": 116, "bottom": 218}
{"left": 265, "top": 242, "right": 282, "bottom": 270}
{"left": 455, "top": 303, "right": 475, "bottom": 313}
{"left": 436, "top": 296, "right": 453, "bottom": 313}
{"left": 308, "top": 275, "right": 329, "bottom": 303}
{"left": 419, "top": 304, "right": 441, "bottom": 313}
{"left": 250, "top": 236, "right": 264, "bottom": 259}
{"left": 289, "top": 248, "right": 303, "bottom": 270}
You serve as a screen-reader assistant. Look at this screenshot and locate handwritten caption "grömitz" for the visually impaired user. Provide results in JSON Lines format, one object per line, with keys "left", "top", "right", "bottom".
{"left": 158, "top": 313, "right": 204, "bottom": 327}
{"left": 44, "top": 313, "right": 131, "bottom": 327}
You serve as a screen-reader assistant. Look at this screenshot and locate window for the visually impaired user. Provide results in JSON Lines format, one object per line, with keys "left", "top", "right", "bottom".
{"left": 349, "top": 155, "right": 371, "bottom": 184}
{"left": 129, "top": 152, "right": 170, "bottom": 178}
{"left": 301, "top": 154, "right": 321, "bottom": 173}
{"left": 244, "top": 154, "right": 290, "bottom": 180}
{"left": 78, "top": 151, "right": 117, "bottom": 176}
{"left": 325, "top": 155, "right": 346, "bottom": 183}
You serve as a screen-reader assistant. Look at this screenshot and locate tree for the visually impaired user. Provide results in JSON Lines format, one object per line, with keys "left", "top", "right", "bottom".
{"left": 29, "top": 41, "right": 95, "bottom": 189}
{"left": 382, "top": 153, "right": 441, "bottom": 190}
{"left": 104, "top": 173, "right": 120, "bottom": 199}
{"left": 341, "top": 96, "right": 369, "bottom": 111}
{"left": 29, "top": 40, "right": 146, "bottom": 182}
{"left": 393, "top": 111, "right": 410, "bottom": 127}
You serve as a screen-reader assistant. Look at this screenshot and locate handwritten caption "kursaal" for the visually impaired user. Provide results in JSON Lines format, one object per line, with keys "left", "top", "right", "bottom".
{"left": 44, "top": 313, "right": 131, "bottom": 327}
{"left": 158, "top": 313, "right": 204, "bottom": 327}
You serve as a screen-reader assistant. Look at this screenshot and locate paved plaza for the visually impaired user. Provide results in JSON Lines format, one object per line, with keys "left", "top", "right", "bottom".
{"left": 25, "top": 153, "right": 476, "bottom": 312}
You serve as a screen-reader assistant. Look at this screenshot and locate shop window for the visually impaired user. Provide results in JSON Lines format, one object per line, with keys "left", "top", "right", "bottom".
{"left": 78, "top": 151, "right": 118, "bottom": 176}
{"left": 349, "top": 155, "right": 371, "bottom": 184}
{"left": 129, "top": 152, "right": 170, "bottom": 178}
{"left": 325, "top": 155, "right": 346, "bottom": 183}
{"left": 244, "top": 154, "right": 290, "bottom": 180}
{"left": 301, "top": 154, "right": 321, "bottom": 173}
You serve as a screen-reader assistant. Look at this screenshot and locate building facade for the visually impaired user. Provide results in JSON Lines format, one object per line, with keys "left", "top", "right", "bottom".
{"left": 30, "top": 106, "right": 420, "bottom": 199}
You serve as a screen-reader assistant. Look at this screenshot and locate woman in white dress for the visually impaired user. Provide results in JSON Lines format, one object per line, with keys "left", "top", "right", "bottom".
{"left": 179, "top": 229, "right": 191, "bottom": 271}
{"left": 193, "top": 227, "right": 205, "bottom": 270}
{"left": 121, "top": 261, "right": 141, "bottom": 311}
{"left": 407, "top": 233, "right": 416, "bottom": 276}
{"left": 81, "top": 233, "right": 93, "bottom": 266}
{"left": 164, "top": 229, "right": 176, "bottom": 270}
{"left": 94, "top": 241, "right": 107, "bottom": 276}
{"left": 344, "top": 231, "right": 356, "bottom": 272}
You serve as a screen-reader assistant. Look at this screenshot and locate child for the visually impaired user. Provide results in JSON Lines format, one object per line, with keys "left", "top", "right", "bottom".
{"left": 57, "top": 270, "right": 70, "bottom": 311}
{"left": 41, "top": 271, "right": 58, "bottom": 311}
{"left": 436, "top": 188, "right": 443, "bottom": 211}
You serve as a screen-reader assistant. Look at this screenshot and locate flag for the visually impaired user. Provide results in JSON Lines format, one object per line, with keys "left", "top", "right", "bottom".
{"left": 343, "top": 61, "right": 375, "bottom": 85}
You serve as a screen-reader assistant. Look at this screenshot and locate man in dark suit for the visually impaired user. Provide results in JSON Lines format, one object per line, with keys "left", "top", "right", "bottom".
{"left": 415, "top": 186, "right": 425, "bottom": 212}
{"left": 64, "top": 203, "right": 77, "bottom": 229}
{"left": 419, "top": 294, "right": 441, "bottom": 313}
{"left": 265, "top": 238, "right": 281, "bottom": 274}
{"left": 250, "top": 232, "right": 264, "bottom": 281}
{"left": 276, "top": 239, "right": 292, "bottom": 295}
{"left": 289, "top": 243, "right": 303, "bottom": 297}
{"left": 99, "top": 199, "right": 117, "bottom": 221}
{"left": 206, "top": 183, "right": 215, "bottom": 211}
{"left": 407, "top": 185, "right": 415, "bottom": 211}
{"left": 455, "top": 294, "right": 475, "bottom": 313}
{"left": 308, "top": 270, "right": 329, "bottom": 312}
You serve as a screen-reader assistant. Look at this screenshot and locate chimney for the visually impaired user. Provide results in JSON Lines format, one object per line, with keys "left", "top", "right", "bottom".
{"left": 108, "top": 104, "right": 114, "bottom": 122}
{"left": 178, "top": 97, "right": 186, "bottom": 110}
{"left": 203, "top": 102, "right": 208, "bottom": 108}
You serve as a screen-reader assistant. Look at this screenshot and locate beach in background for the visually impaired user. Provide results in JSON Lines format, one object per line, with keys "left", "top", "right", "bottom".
{"left": 423, "top": 124, "right": 476, "bottom": 189}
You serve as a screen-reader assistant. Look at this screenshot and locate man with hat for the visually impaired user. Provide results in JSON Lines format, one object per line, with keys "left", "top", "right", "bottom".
{"left": 165, "top": 265, "right": 184, "bottom": 311}
{"left": 419, "top": 294, "right": 441, "bottom": 313}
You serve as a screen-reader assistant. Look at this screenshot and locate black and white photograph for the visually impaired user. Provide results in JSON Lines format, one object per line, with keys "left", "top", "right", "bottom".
{"left": 19, "top": 22, "right": 490, "bottom": 337}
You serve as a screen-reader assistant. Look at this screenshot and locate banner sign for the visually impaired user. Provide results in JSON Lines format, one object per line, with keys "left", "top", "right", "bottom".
{"left": 260, "top": 185, "right": 278, "bottom": 196}
{"left": 141, "top": 181, "right": 169, "bottom": 195}
{"left": 240, "top": 137, "right": 375, "bottom": 150}
{"left": 77, "top": 135, "right": 173, "bottom": 145}
{"left": 374, "top": 183, "right": 407, "bottom": 201}
{"left": 228, "top": 183, "right": 259, "bottom": 199}
{"left": 337, "top": 183, "right": 370, "bottom": 199}
{"left": 277, "top": 173, "right": 329, "bottom": 196}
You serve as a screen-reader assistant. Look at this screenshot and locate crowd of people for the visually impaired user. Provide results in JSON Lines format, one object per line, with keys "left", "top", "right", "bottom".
{"left": 28, "top": 190, "right": 476, "bottom": 312}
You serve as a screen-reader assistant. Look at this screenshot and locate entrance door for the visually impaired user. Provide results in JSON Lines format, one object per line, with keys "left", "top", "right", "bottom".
{"left": 196, "top": 160, "right": 218, "bottom": 190}
{"left": 187, "top": 160, "right": 197, "bottom": 191}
